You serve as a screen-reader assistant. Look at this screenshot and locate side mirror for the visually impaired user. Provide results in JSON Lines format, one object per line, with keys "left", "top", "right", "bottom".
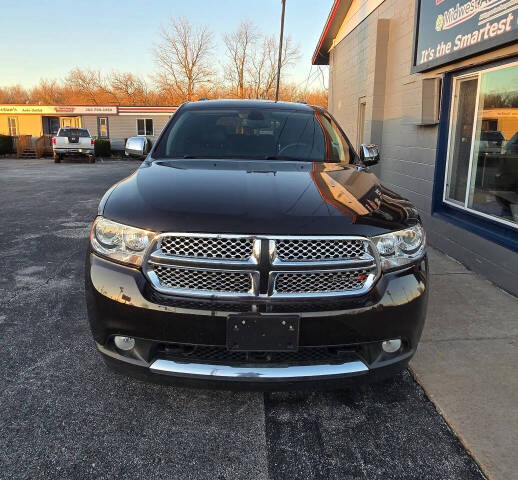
{"left": 359, "top": 144, "right": 380, "bottom": 166}
{"left": 125, "top": 136, "right": 149, "bottom": 157}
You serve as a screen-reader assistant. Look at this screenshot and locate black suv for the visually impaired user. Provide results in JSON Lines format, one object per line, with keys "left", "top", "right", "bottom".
{"left": 85, "top": 100, "right": 428, "bottom": 389}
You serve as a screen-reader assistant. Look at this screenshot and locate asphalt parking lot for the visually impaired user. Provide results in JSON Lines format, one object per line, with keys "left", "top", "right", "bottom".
{"left": 0, "top": 158, "right": 487, "bottom": 480}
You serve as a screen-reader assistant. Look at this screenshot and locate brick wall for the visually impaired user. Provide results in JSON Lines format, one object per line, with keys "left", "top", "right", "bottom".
{"left": 328, "top": 0, "right": 518, "bottom": 295}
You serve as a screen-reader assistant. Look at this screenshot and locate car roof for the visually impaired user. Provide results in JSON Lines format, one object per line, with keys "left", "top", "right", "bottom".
{"left": 182, "top": 99, "right": 318, "bottom": 112}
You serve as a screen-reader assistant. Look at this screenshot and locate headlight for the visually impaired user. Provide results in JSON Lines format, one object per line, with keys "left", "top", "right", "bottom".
{"left": 372, "top": 225, "right": 425, "bottom": 271}
{"left": 90, "top": 217, "right": 156, "bottom": 266}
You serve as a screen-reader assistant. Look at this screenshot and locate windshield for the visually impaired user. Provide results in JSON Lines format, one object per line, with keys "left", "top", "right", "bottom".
{"left": 153, "top": 106, "right": 353, "bottom": 163}
{"left": 58, "top": 128, "right": 90, "bottom": 137}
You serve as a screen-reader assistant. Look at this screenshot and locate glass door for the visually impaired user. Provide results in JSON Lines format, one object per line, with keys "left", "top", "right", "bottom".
{"left": 444, "top": 61, "right": 518, "bottom": 227}
{"left": 42, "top": 116, "right": 60, "bottom": 135}
{"left": 467, "top": 65, "right": 518, "bottom": 224}
{"left": 60, "top": 117, "right": 81, "bottom": 129}
{"left": 444, "top": 76, "right": 479, "bottom": 204}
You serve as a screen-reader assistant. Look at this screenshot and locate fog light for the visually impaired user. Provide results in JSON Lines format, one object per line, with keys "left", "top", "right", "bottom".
{"left": 382, "top": 339, "right": 401, "bottom": 353}
{"left": 114, "top": 336, "right": 135, "bottom": 351}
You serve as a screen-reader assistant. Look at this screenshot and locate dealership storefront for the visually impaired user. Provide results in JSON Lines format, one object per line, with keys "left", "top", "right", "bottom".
{"left": 313, "top": 0, "right": 518, "bottom": 294}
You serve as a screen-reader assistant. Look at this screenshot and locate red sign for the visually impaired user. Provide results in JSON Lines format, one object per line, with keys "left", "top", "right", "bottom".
{"left": 54, "top": 107, "right": 75, "bottom": 113}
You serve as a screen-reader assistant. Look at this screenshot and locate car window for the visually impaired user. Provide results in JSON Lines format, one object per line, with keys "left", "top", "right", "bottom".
{"left": 480, "top": 131, "right": 504, "bottom": 142}
{"left": 154, "top": 106, "right": 352, "bottom": 163}
{"left": 315, "top": 113, "right": 351, "bottom": 162}
{"left": 58, "top": 129, "right": 89, "bottom": 137}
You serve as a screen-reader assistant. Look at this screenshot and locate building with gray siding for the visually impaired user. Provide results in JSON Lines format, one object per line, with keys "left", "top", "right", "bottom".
{"left": 80, "top": 106, "right": 177, "bottom": 151}
{"left": 313, "top": 0, "right": 518, "bottom": 295}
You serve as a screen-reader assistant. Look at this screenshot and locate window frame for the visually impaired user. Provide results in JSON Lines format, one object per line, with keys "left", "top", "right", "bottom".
{"left": 8, "top": 116, "right": 18, "bottom": 136}
{"left": 432, "top": 56, "right": 518, "bottom": 254}
{"left": 137, "top": 118, "right": 154, "bottom": 136}
{"left": 442, "top": 59, "right": 518, "bottom": 231}
{"left": 98, "top": 117, "right": 109, "bottom": 138}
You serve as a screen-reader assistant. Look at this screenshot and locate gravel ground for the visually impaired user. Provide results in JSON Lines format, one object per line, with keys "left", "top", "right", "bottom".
{"left": 0, "top": 158, "right": 486, "bottom": 480}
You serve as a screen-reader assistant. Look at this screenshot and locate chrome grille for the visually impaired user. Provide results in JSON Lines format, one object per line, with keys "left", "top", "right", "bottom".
{"left": 152, "top": 265, "right": 252, "bottom": 294}
{"left": 160, "top": 235, "right": 254, "bottom": 261}
{"left": 144, "top": 233, "right": 380, "bottom": 299}
{"left": 158, "top": 343, "right": 359, "bottom": 366}
{"left": 275, "top": 238, "right": 366, "bottom": 262}
{"left": 273, "top": 268, "right": 375, "bottom": 294}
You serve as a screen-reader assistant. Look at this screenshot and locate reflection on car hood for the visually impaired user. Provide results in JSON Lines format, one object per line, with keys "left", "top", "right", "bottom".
{"left": 102, "top": 159, "right": 420, "bottom": 235}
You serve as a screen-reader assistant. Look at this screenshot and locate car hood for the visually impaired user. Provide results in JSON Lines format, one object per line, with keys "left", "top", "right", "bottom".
{"left": 101, "top": 159, "right": 419, "bottom": 236}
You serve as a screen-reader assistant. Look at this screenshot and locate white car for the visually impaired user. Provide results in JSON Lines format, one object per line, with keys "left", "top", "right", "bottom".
{"left": 52, "top": 128, "right": 95, "bottom": 163}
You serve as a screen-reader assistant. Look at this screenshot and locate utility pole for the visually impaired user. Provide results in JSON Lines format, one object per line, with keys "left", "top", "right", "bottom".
{"left": 275, "top": 0, "right": 286, "bottom": 102}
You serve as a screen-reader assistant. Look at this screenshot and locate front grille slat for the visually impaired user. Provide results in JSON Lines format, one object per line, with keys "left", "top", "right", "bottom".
{"left": 153, "top": 265, "right": 252, "bottom": 294}
{"left": 160, "top": 236, "right": 253, "bottom": 261}
{"left": 274, "top": 268, "right": 375, "bottom": 294}
{"left": 145, "top": 234, "right": 379, "bottom": 298}
{"left": 276, "top": 238, "right": 366, "bottom": 262}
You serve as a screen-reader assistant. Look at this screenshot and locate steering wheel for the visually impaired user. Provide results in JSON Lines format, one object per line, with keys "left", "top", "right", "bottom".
{"left": 277, "top": 142, "right": 309, "bottom": 157}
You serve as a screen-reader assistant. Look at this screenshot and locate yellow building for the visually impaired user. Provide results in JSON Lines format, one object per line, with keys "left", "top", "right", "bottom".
{"left": 0, "top": 105, "right": 116, "bottom": 138}
{"left": 481, "top": 108, "right": 518, "bottom": 141}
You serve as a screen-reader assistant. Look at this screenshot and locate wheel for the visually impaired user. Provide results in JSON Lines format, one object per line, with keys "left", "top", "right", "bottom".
{"left": 54, "top": 153, "right": 61, "bottom": 163}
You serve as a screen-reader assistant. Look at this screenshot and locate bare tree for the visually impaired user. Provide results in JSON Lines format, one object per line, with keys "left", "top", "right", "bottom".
{"left": 30, "top": 79, "right": 63, "bottom": 104}
{"left": 0, "top": 28, "right": 319, "bottom": 107}
{"left": 249, "top": 36, "right": 274, "bottom": 100}
{"left": 65, "top": 68, "right": 114, "bottom": 104}
{"left": 249, "top": 35, "right": 299, "bottom": 100}
{"left": 223, "top": 20, "right": 258, "bottom": 98}
{"left": 153, "top": 17, "right": 215, "bottom": 101}
{"left": 0, "top": 85, "right": 31, "bottom": 104}
{"left": 108, "top": 72, "right": 149, "bottom": 105}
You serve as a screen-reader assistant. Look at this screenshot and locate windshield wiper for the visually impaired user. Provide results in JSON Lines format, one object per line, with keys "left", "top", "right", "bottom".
{"left": 264, "top": 155, "right": 314, "bottom": 161}
{"left": 181, "top": 154, "right": 268, "bottom": 160}
{"left": 167, "top": 154, "right": 315, "bottom": 161}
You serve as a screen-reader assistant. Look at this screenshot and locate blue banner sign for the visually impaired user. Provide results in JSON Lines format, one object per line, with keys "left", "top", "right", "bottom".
{"left": 413, "top": 0, "right": 518, "bottom": 72}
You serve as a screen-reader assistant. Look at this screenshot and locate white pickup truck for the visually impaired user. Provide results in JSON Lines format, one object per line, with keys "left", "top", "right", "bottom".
{"left": 52, "top": 128, "right": 95, "bottom": 163}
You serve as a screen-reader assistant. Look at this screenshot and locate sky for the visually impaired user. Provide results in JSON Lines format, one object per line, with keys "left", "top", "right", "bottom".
{"left": 0, "top": 0, "right": 332, "bottom": 90}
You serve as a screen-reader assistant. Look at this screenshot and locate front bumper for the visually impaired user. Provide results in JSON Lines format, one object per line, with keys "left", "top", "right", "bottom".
{"left": 85, "top": 252, "right": 428, "bottom": 389}
{"left": 53, "top": 148, "right": 94, "bottom": 155}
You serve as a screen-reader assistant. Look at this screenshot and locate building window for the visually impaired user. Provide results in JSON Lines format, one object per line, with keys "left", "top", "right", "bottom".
{"left": 98, "top": 117, "right": 109, "bottom": 138}
{"left": 444, "top": 61, "right": 518, "bottom": 228}
{"left": 8, "top": 117, "right": 18, "bottom": 136}
{"left": 60, "top": 117, "right": 81, "bottom": 129}
{"left": 137, "top": 118, "right": 153, "bottom": 136}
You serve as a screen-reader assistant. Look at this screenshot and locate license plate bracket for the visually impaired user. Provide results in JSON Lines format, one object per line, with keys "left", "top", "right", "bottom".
{"left": 227, "top": 314, "right": 300, "bottom": 352}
